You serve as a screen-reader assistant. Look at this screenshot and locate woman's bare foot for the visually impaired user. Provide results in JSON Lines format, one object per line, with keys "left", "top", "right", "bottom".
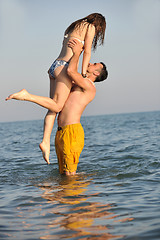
{"left": 5, "top": 89, "right": 30, "bottom": 101}
{"left": 39, "top": 142, "right": 50, "bottom": 164}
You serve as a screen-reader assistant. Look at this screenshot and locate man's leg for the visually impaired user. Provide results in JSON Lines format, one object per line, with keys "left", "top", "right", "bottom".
{"left": 64, "top": 171, "right": 76, "bottom": 176}
{"left": 63, "top": 124, "right": 84, "bottom": 176}
{"left": 57, "top": 124, "right": 84, "bottom": 175}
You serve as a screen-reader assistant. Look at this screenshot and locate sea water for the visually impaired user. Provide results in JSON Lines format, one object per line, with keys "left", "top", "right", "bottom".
{"left": 0, "top": 111, "right": 160, "bottom": 240}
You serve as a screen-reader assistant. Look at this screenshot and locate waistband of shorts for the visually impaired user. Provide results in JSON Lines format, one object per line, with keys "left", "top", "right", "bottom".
{"left": 57, "top": 123, "right": 82, "bottom": 131}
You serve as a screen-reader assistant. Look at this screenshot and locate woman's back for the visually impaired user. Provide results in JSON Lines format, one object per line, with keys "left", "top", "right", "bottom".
{"left": 57, "top": 22, "right": 90, "bottom": 62}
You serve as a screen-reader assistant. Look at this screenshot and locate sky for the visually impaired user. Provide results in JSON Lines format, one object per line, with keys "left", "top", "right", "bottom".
{"left": 0, "top": 0, "right": 160, "bottom": 122}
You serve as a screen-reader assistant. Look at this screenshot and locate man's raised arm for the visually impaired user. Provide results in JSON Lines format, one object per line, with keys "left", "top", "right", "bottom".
{"left": 67, "top": 40, "right": 93, "bottom": 90}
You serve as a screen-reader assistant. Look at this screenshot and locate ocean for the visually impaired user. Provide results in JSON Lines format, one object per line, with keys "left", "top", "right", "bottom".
{"left": 0, "top": 111, "right": 160, "bottom": 240}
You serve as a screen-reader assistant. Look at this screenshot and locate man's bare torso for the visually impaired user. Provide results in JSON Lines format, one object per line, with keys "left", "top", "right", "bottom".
{"left": 57, "top": 82, "right": 96, "bottom": 127}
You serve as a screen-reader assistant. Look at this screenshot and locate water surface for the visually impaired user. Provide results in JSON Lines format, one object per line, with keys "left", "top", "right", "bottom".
{"left": 0, "top": 111, "right": 160, "bottom": 239}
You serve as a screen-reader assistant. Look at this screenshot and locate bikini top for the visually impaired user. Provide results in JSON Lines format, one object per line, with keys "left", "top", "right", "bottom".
{"left": 64, "top": 34, "right": 85, "bottom": 45}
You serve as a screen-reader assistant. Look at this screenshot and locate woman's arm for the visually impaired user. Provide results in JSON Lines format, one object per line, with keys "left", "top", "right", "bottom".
{"left": 81, "top": 24, "right": 95, "bottom": 76}
{"left": 67, "top": 40, "right": 95, "bottom": 92}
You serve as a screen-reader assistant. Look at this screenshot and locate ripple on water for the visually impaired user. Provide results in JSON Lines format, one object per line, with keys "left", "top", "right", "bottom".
{"left": 0, "top": 112, "right": 160, "bottom": 239}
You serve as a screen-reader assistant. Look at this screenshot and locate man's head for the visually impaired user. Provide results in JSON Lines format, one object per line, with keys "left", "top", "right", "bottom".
{"left": 87, "top": 62, "right": 108, "bottom": 82}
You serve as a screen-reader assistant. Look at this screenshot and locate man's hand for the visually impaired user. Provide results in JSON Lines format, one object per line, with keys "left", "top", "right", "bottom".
{"left": 68, "top": 39, "right": 83, "bottom": 55}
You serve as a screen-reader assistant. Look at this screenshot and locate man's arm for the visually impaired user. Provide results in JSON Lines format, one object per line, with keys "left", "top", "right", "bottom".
{"left": 67, "top": 40, "right": 94, "bottom": 91}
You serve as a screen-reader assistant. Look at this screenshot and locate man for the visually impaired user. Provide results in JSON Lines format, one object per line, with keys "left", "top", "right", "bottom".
{"left": 5, "top": 40, "right": 108, "bottom": 175}
{"left": 55, "top": 39, "right": 108, "bottom": 175}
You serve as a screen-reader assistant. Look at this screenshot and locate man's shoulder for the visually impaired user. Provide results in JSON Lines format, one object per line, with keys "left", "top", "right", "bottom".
{"left": 83, "top": 78, "right": 96, "bottom": 93}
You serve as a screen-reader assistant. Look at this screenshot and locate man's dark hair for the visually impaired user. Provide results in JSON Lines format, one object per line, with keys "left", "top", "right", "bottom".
{"left": 95, "top": 62, "right": 108, "bottom": 82}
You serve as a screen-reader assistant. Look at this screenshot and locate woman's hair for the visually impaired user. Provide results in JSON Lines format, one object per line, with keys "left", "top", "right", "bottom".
{"left": 65, "top": 13, "right": 106, "bottom": 50}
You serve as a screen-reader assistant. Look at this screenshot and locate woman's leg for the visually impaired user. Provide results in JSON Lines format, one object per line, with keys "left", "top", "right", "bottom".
{"left": 39, "top": 77, "right": 57, "bottom": 164}
{"left": 5, "top": 89, "right": 62, "bottom": 113}
{"left": 5, "top": 67, "right": 72, "bottom": 164}
{"left": 5, "top": 68, "right": 72, "bottom": 112}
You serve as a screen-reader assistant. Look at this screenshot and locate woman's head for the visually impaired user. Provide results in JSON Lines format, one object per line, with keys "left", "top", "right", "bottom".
{"left": 65, "top": 13, "right": 106, "bottom": 50}
{"left": 84, "top": 13, "right": 106, "bottom": 49}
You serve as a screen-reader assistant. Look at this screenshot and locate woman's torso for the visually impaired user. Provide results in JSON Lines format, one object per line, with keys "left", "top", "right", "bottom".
{"left": 56, "top": 22, "right": 89, "bottom": 62}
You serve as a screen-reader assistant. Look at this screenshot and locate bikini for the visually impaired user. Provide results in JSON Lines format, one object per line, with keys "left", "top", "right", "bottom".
{"left": 49, "top": 60, "right": 69, "bottom": 78}
{"left": 64, "top": 34, "right": 85, "bottom": 45}
{"left": 49, "top": 34, "right": 84, "bottom": 78}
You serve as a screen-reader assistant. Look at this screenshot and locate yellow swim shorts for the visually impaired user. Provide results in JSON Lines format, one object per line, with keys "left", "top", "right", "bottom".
{"left": 55, "top": 123, "right": 84, "bottom": 174}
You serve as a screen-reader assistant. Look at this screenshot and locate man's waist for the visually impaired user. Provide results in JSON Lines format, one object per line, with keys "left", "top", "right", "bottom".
{"left": 57, "top": 123, "right": 81, "bottom": 131}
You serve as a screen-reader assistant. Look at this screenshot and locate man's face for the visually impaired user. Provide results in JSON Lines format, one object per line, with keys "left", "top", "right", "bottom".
{"left": 87, "top": 63, "right": 103, "bottom": 75}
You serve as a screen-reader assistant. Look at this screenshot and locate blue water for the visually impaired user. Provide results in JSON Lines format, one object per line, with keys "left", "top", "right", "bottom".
{"left": 0, "top": 111, "right": 160, "bottom": 240}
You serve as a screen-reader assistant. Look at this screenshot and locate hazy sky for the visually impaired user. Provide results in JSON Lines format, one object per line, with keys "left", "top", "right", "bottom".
{"left": 0, "top": 0, "right": 160, "bottom": 122}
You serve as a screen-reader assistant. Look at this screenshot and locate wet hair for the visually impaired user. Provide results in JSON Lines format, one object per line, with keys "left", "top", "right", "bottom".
{"left": 65, "top": 13, "right": 106, "bottom": 50}
{"left": 95, "top": 62, "right": 108, "bottom": 82}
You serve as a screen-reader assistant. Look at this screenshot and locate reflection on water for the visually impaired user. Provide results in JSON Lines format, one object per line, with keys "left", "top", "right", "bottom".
{"left": 34, "top": 174, "right": 133, "bottom": 239}
{"left": 2, "top": 173, "right": 135, "bottom": 240}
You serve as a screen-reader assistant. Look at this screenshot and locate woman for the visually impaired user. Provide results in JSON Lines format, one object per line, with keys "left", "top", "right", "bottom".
{"left": 6, "top": 13, "right": 106, "bottom": 164}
